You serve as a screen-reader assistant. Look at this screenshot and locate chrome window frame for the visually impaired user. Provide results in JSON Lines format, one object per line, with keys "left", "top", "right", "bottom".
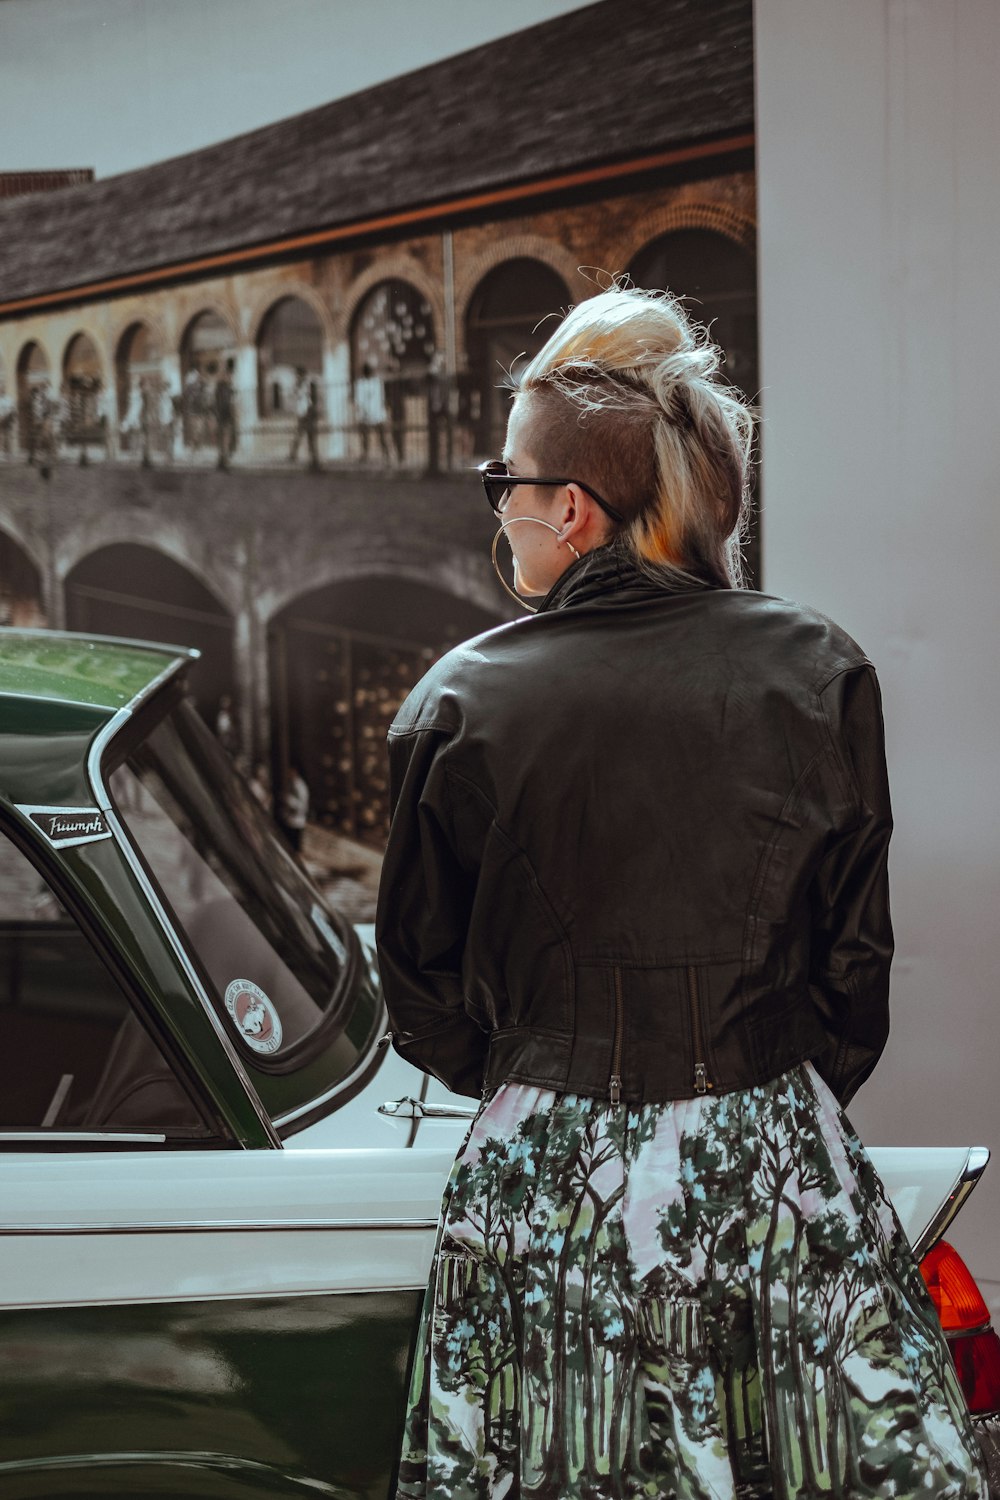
{"left": 85, "top": 658, "right": 282, "bottom": 1150}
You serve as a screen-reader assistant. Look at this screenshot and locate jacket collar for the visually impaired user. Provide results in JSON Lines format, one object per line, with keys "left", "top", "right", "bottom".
{"left": 535, "top": 540, "right": 719, "bottom": 613}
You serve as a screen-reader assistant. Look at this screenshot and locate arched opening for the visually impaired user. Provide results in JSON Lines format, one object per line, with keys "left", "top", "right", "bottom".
{"left": 180, "top": 310, "right": 237, "bottom": 382}
{"left": 257, "top": 296, "right": 325, "bottom": 417}
{"left": 268, "top": 578, "right": 501, "bottom": 849}
{"left": 629, "top": 229, "right": 760, "bottom": 581}
{"left": 116, "top": 322, "right": 162, "bottom": 421}
{"left": 16, "top": 341, "right": 50, "bottom": 457}
{"left": 65, "top": 545, "right": 235, "bottom": 738}
{"left": 115, "top": 322, "right": 175, "bottom": 461}
{"left": 62, "top": 332, "right": 104, "bottom": 442}
{"left": 629, "top": 229, "right": 758, "bottom": 395}
{"left": 349, "top": 281, "right": 437, "bottom": 467}
{"left": 465, "top": 258, "right": 571, "bottom": 456}
{"left": 180, "top": 310, "right": 238, "bottom": 452}
{"left": 0, "top": 532, "right": 45, "bottom": 627}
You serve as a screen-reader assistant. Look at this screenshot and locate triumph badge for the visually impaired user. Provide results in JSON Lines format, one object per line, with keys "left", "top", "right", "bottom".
{"left": 17, "top": 806, "right": 113, "bottom": 849}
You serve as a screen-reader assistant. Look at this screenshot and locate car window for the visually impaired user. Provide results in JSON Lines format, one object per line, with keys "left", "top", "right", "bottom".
{"left": 108, "top": 697, "right": 358, "bottom": 1071}
{"left": 0, "top": 828, "right": 209, "bottom": 1138}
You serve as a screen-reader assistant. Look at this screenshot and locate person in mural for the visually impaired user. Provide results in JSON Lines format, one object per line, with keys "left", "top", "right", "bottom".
{"left": 354, "top": 359, "right": 393, "bottom": 466}
{"left": 139, "top": 376, "right": 157, "bottom": 468}
{"left": 120, "top": 376, "right": 144, "bottom": 456}
{"left": 27, "top": 380, "right": 56, "bottom": 473}
{"left": 375, "top": 284, "right": 988, "bottom": 1499}
{"left": 182, "top": 366, "right": 207, "bottom": 449}
{"left": 278, "top": 765, "right": 310, "bottom": 854}
{"left": 424, "top": 350, "right": 449, "bottom": 475}
{"left": 53, "top": 382, "right": 74, "bottom": 467}
{"left": 66, "top": 371, "right": 104, "bottom": 466}
{"left": 214, "top": 358, "right": 238, "bottom": 470}
{"left": 158, "top": 376, "right": 177, "bottom": 464}
{"left": 96, "top": 380, "right": 115, "bottom": 462}
{"left": 289, "top": 366, "right": 321, "bottom": 472}
{"left": 214, "top": 694, "right": 239, "bottom": 758}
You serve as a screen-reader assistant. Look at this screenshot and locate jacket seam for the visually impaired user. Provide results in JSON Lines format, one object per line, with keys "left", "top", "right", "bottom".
{"left": 739, "top": 746, "right": 828, "bottom": 1081}
{"left": 809, "top": 652, "right": 871, "bottom": 697}
{"left": 742, "top": 747, "right": 826, "bottom": 926}
{"left": 827, "top": 968, "right": 859, "bottom": 1091}
{"left": 490, "top": 1024, "right": 568, "bottom": 1040}
{"left": 483, "top": 1043, "right": 827, "bottom": 1103}
{"left": 575, "top": 952, "right": 742, "bottom": 967}
{"left": 444, "top": 764, "right": 576, "bottom": 1028}
{"left": 487, "top": 820, "right": 576, "bottom": 1019}
{"left": 388, "top": 718, "right": 455, "bottom": 738}
{"left": 814, "top": 663, "right": 870, "bottom": 822}
{"left": 394, "top": 1013, "right": 484, "bottom": 1046}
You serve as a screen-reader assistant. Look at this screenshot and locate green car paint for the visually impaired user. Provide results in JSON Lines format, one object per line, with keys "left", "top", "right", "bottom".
{"left": 0, "top": 1291, "right": 422, "bottom": 1499}
{"left": 0, "top": 633, "right": 181, "bottom": 714}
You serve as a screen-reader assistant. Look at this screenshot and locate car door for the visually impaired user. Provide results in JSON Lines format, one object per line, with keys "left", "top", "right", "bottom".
{"left": 0, "top": 823, "right": 448, "bottom": 1500}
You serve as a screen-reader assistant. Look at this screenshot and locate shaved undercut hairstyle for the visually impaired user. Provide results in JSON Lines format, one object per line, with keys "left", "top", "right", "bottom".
{"left": 514, "top": 283, "right": 755, "bottom": 589}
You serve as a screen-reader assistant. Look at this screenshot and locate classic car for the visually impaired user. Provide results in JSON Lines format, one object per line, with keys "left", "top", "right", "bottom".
{"left": 0, "top": 627, "right": 997, "bottom": 1499}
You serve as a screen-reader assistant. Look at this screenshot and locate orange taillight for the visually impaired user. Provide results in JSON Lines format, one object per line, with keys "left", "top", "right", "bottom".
{"left": 920, "top": 1240, "right": 991, "bottom": 1331}
{"left": 920, "top": 1240, "right": 1000, "bottom": 1416}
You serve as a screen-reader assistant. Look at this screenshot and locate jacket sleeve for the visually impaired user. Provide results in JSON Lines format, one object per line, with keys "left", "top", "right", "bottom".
{"left": 375, "top": 724, "right": 490, "bottom": 1099}
{"left": 808, "top": 663, "right": 894, "bottom": 1107}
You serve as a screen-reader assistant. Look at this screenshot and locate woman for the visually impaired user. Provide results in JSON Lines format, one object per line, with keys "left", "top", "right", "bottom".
{"left": 375, "top": 286, "right": 986, "bottom": 1499}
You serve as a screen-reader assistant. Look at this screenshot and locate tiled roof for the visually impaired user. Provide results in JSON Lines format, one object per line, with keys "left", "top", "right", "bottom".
{"left": 0, "top": 0, "right": 752, "bottom": 304}
{"left": 0, "top": 170, "right": 95, "bottom": 200}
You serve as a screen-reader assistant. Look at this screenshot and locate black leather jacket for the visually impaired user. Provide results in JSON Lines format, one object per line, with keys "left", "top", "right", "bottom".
{"left": 375, "top": 544, "right": 893, "bottom": 1108}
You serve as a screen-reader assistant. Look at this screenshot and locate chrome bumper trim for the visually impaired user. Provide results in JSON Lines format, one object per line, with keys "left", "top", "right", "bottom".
{"left": 911, "top": 1145, "right": 991, "bottom": 1260}
{"left": 0, "top": 1131, "right": 166, "bottom": 1144}
{"left": 0, "top": 1216, "right": 438, "bottom": 1235}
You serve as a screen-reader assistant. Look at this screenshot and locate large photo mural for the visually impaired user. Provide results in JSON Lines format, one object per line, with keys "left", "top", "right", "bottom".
{"left": 0, "top": 0, "right": 757, "bottom": 920}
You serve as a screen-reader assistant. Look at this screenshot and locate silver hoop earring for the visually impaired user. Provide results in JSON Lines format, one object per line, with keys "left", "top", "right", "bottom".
{"left": 490, "top": 517, "right": 580, "bottom": 613}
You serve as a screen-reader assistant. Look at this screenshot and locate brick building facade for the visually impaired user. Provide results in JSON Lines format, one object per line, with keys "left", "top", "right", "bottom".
{"left": 0, "top": 0, "right": 756, "bottom": 852}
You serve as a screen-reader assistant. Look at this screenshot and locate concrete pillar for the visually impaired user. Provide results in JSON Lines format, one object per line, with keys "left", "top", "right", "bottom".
{"left": 231, "top": 606, "right": 255, "bottom": 759}
{"left": 99, "top": 374, "right": 120, "bottom": 461}
{"left": 755, "top": 0, "right": 1000, "bottom": 1304}
{"left": 442, "top": 230, "right": 457, "bottom": 376}
{"left": 324, "top": 341, "right": 350, "bottom": 460}
{"left": 233, "top": 522, "right": 271, "bottom": 766}
{"left": 249, "top": 599, "right": 272, "bottom": 773}
{"left": 160, "top": 351, "right": 182, "bottom": 404}
{"left": 47, "top": 558, "right": 66, "bottom": 630}
{"left": 232, "top": 344, "right": 257, "bottom": 463}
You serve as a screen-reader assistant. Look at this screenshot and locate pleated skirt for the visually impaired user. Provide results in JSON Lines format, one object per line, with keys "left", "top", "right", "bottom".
{"left": 394, "top": 1063, "right": 987, "bottom": 1499}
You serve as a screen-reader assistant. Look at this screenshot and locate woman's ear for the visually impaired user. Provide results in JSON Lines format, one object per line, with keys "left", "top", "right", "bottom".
{"left": 560, "top": 484, "right": 606, "bottom": 548}
{"left": 557, "top": 485, "right": 581, "bottom": 535}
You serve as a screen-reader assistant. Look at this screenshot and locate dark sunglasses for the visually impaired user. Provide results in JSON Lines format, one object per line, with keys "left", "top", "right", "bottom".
{"left": 477, "top": 460, "right": 625, "bottom": 526}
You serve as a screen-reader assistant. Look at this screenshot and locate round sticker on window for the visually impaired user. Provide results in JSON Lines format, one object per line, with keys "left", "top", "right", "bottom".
{"left": 224, "top": 979, "right": 283, "bottom": 1055}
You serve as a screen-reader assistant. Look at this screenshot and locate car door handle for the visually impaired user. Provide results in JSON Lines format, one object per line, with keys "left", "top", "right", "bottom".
{"left": 377, "top": 1096, "right": 476, "bottom": 1120}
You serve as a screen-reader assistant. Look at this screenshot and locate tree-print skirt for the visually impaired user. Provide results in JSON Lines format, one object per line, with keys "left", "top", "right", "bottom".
{"left": 395, "top": 1063, "right": 986, "bottom": 1499}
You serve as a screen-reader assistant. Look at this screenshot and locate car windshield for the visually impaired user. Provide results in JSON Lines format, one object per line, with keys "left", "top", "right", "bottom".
{"left": 107, "top": 693, "right": 364, "bottom": 1075}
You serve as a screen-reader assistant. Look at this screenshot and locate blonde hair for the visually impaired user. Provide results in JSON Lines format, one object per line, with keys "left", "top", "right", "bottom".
{"left": 514, "top": 284, "right": 754, "bottom": 589}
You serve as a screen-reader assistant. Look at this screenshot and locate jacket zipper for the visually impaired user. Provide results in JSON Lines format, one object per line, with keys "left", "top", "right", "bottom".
{"left": 609, "top": 967, "right": 624, "bottom": 1107}
{"left": 688, "top": 965, "right": 713, "bottom": 1095}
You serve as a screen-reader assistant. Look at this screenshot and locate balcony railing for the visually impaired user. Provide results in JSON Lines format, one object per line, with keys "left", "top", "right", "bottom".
{"left": 2, "top": 375, "right": 511, "bottom": 477}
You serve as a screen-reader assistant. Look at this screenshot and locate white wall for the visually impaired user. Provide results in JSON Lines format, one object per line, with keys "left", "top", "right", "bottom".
{"left": 755, "top": 0, "right": 1000, "bottom": 1310}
